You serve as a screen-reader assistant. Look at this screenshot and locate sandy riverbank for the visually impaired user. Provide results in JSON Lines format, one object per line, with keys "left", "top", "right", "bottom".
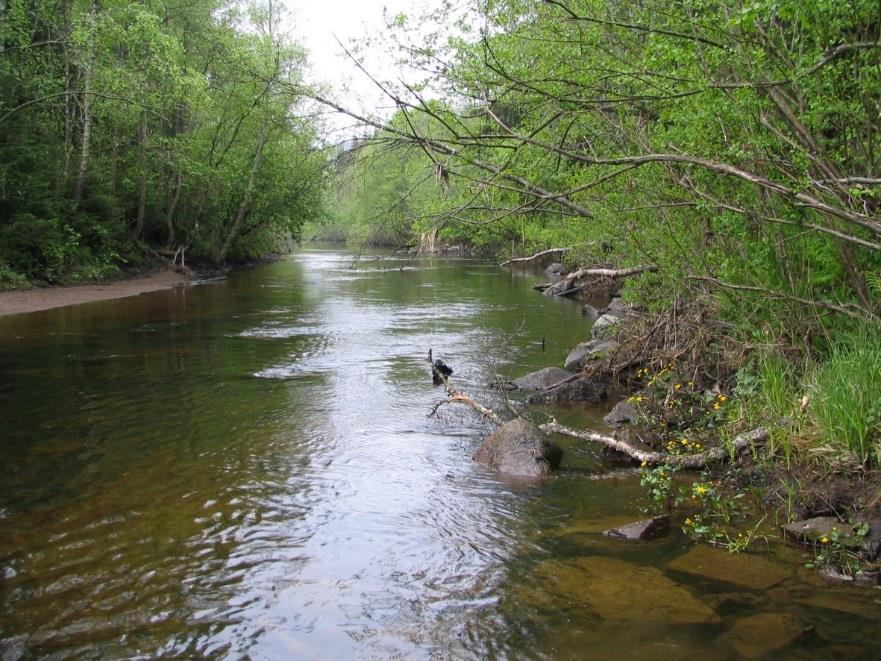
{"left": 0, "top": 269, "right": 190, "bottom": 317}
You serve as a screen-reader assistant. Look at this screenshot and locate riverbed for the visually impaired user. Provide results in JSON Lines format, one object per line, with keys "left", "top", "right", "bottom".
{"left": 1, "top": 248, "right": 879, "bottom": 658}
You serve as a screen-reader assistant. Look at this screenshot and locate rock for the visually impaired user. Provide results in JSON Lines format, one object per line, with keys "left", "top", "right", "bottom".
{"left": 781, "top": 517, "right": 881, "bottom": 558}
{"left": 603, "top": 399, "right": 638, "bottom": 426}
{"left": 473, "top": 418, "right": 563, "bottom": 477}
{"left": 668, "top": 545, "right": 789, "bottom": 591}
{"left": 603, "top": 515, "right": 669, "bottom": 540}
{"left": 564, "top": 339, "right": 617, "bottom": 371}
{"left": 545, "top": 262, "right": 566, "bottom": 281}
{"left": 591, "top": 313, "right": 620, "bottom": 339}
{"left": 603, "top": 297, "right": 633, "bottom": 319}
{"left": 530, "top": 556, "right": 719, "bottom": 624}
{"left": 523, "top": 376, "right": 608, "bottom": 404}
{"left": 718, "top": 613, "right": 805, "bottom": 658}
{"left": 582, "top": 302, "right": 600, "bottom": 322}
{"left": 512, "top": 366, "right": 573, "bottom": 391}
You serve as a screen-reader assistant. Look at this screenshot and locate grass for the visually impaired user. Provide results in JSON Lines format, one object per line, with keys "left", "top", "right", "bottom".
{"left": 810, "top": 327, "right": 881, "bottom": 466}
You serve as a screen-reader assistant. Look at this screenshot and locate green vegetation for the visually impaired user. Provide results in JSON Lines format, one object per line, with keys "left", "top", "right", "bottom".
{"left": 1, "top": 0, "right": 325, "bottom": 285}
{"left": 317, "top": 1, "right": 881, "bottom": 469}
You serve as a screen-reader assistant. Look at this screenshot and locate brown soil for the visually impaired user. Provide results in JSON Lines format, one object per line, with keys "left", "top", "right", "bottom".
{"left": 0, "top": 269, "right": 190, "bottom": 317}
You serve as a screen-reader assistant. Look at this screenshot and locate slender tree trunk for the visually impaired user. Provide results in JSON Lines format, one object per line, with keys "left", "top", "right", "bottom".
{"left": 133, "top": 113, "right": 148, "bottom": 238}
{"left": 56, "top": 1, "right": 74, "bottom": 198}
{"left": 216, "top": 127, "right": 270, "bottom": 263}
{"left": 73, "top": 0, "right": 98, "bottom": 208}
{"left": 165, "top": 167, "right": 182, "bottom": 248}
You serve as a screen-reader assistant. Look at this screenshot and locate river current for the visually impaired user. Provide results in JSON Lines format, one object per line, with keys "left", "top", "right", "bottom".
{"left": 1, "top": 248, "right": 880, "bottom": 658}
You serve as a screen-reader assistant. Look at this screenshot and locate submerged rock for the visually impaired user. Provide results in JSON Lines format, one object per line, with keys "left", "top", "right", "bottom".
{"left": 603, "top": 515, "right": 669, "bottom": 541}
{"left": 718, "top": 612, "right": 805, "bottom": 658}
{"left": 603, "top": 399, "right": 638, "bottom": 426}
{"left": 530, "top": 556, "right": 719, "bottom": 624}
{"left": 668, "top": 545, "right": 789, "bottom": 591}
{"left": 512, "top": 366, "right": 573, "bottom": 391}
{"left": 473, "top": 418, "right": 563, "bottom": 477}
{"left": 564, "top": 339, "right": 617, "bottom": 371}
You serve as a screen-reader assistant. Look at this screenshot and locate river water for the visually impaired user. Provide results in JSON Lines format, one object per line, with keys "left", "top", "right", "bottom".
{"left": 1, "top": 248, "right": 880, "bottom": 659}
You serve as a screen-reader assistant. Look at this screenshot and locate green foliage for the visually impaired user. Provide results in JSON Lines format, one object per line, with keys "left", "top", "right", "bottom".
{"left": 810, "top": 327, "right": 881, "bottom": 465}
{"left": 639, "top": 463, "right": 680, "bottom": 516}
{"left": 0, "top": 0, "right": 325, "bottom": 282}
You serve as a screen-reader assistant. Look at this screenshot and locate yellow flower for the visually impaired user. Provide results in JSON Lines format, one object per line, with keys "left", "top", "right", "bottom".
{"left": 685, "top": 518, "right": 693, "bottom": 525}
{"left": 681, "top": 439, "right": 688, "bottom": 445}
{"left": 719, "top": 395, "right": 728, "bottom": 402}
{"left": 640, "top": 460, "right": 648, "bottom": 468}
{"left": 713, "top": 403, "right": 721, "bottom": 410}
{"left": 819, "top": 536, "right": 829, "bottom": 544}
{"left": 674, "top": 383, "right": 682, "bottom": 390}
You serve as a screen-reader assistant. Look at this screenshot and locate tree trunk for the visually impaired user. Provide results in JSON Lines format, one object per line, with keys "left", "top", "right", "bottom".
{"left": 133, "top": 113, "right": 148, "bottom": 239}
{"left": 73, "top": 0, "right": 99, "bottom": 208}
{"left": 164, "top": 167, "right": 182, "bottom": 248}
{"left": 56, "top": 1, "right": 74, "bottom": 198}
{"left": 216, "top": 127, "right": 270, "bottom": 263}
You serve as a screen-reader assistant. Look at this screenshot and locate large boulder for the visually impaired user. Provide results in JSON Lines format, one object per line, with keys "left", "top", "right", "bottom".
{"left": 564, "top": 339, "right": 617, "bottom": 371}
{"left": 473, "top": 418, "right": 563, "bottom": 477}
{"left": 512, "top": 366, "right": 573, "bottom": 391}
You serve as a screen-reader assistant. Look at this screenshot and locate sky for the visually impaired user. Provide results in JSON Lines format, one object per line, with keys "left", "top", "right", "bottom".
{"left": 281, "top": 0, "right": 440, "bottom": 140}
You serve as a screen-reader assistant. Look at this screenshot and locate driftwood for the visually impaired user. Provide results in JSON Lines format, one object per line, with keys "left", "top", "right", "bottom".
{"left": 500, "top": 247, "right": 568, "bottom": 267}
{"left": 540, "top": 421, "right": 768, "bottom": 468}
{"left": 543, "top": 264, "right": 658, "bottom": 297}
{"left": 428, "top": 351, "right": 504, "bottom": 425}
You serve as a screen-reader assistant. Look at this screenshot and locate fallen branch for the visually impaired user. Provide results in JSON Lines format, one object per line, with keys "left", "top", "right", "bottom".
{"left": 428, "top": 350, "right": 505, "bottom": 426}
{"left": 500, "top": 247, "right": 568, "bottom": 267}
{"left": 544, "top": 264, "right": 658, "bottom": 296}
{"left": 540, "top": 421, "right": 768, "bottom": 468}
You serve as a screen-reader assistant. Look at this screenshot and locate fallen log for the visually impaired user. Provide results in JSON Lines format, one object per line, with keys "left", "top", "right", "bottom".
{"left": 500, "top": 247, "right": 568, "bottom": 267}
{"left": 540, "top": 421, "right": 768, "bottom": 468}
{"left": 543, "top": 264, "right": 658, "bottom": 297}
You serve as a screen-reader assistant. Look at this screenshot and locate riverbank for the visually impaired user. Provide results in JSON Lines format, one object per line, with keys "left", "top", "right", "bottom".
{"left": 0, "top": 269, "right": 190, "bottom": 317}
{"left": 506, "top": 257, "right": 881, "bottom": 583}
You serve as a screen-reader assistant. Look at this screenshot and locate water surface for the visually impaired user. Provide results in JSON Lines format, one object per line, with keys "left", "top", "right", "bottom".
{"left": 1, "top": 249, "right": 879, "bottom": 658}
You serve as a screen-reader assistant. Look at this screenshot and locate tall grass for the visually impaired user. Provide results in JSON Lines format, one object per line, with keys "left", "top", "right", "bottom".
{"left": 810, "top": 327, "right": 881, "bottom": 465}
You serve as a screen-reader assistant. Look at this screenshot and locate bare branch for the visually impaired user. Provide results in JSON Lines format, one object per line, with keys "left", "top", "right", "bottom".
{"left": 500, "top": 248, "right": 569, "bottom": 266}
{"left": 542, "top": 421, "right": 769, "bottom": 468}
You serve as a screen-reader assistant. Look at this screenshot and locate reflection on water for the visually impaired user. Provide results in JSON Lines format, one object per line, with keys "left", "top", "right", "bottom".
{"left": 1, "top": 249, "right": 880, "bottom": 659}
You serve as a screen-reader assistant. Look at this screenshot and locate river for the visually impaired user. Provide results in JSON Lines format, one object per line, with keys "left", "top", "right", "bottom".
{"left": 1, "top": 248, "right": 880, "bottom": 658}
